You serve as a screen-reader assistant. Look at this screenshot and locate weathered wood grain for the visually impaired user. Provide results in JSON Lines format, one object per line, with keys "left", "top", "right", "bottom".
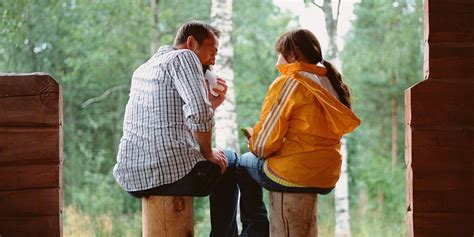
{"left": 269, "top": 192, "right": 317, "bottom": 237}
{"left": 0, "top": 215, "right": 61, "bottom": 237}
{"left": 0, "top": 163, "right": 60, "bottom": 191}
{"left": 0, "top": 127, "right": 61, "bottom": 164}
{"left": 0, "top": 188, "right": 61, "bottom": 217}
{"left": 0, "top": 74, "right": 61, "bottom": 127}
{"left": 142, "top": 196, "right": 194, "bottom": 237}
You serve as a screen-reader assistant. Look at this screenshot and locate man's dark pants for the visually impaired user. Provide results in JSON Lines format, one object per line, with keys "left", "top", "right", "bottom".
{"left": 129, "top": 149, "right": 239, "bottom": 237}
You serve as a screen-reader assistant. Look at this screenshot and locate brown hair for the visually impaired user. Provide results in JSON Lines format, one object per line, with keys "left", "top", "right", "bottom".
{"left": 174, "top": 21, "right": 220, "bottom": 46}
{"left": 275, "top": 29, "right": 352, "bottom": 108}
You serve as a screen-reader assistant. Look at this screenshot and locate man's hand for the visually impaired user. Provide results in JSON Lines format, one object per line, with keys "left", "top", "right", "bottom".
{"left": 208, "top": 78, "right": 228, "bottom": 110}
{"left": 193, "top": 131, "right": 227, "bottom": 174}
{"left": 204, "top": 148, "right": 228, "bottom": 174}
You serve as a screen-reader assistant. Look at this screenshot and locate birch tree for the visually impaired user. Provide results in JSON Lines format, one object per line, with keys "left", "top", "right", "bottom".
{"left": 150, "top": 0, "right": 160, "bottom": 54}
{"left": 210, "top": 0, "right": 240, "bottom": 152}
{"left": 307, "top": 0, "right": 351, "bottom": 236}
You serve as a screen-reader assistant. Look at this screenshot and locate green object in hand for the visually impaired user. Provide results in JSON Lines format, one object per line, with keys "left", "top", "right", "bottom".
{"left": 240, "top": 128, "right": 251, "bottom": 138}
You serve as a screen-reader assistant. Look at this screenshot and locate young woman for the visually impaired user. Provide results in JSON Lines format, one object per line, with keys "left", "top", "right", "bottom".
{"left": 237, "top": 29, "right": 361, "bottom": 236}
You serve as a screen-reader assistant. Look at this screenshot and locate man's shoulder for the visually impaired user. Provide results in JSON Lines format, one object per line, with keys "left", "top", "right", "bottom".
{"left": 173, "top": 49, "right": 199, "bottom": 60}
{"left": 155, "top": 45, "right": 193, "bottom": 57}
{"left": 156, "top": 47, "right": 198, "bottom": 65}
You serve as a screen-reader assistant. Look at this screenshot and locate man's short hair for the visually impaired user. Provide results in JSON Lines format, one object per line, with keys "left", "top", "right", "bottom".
{"left": 173, "top": 21, "right": 220, "bottom": 46}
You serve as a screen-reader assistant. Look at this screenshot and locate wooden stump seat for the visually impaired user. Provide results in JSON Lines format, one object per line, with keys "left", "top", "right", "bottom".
{"left": 141, "top": 196, "right": 194, "bottom": 237}
{"left": 269, "top": 192, "right": 318, "bottom": 237}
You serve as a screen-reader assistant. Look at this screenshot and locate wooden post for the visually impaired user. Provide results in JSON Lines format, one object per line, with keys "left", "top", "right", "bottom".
{"left": 0, "top": 73, "right": 63, "bottom": 237}
{"left": 269, "top": 192, "right": 317, "bottom": 237}
{"left": 405, "top": 0, "right": 473, "bottom": 236}
{"left": 142, "top": 196, "right": 194, "bottom": 237}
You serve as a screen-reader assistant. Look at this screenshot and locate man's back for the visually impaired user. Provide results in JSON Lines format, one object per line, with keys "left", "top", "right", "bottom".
{"left": 113, "top": 46, "right": 214, "bottom": 192}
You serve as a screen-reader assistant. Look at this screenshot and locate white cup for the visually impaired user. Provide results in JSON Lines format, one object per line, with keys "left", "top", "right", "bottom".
{"left": 205, "top": 70, "right": 224, "bottom": 96}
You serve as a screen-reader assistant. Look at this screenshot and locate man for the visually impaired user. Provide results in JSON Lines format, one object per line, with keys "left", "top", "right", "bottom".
{"left": 113, "top": 21, "right": 238, "bottom": 237}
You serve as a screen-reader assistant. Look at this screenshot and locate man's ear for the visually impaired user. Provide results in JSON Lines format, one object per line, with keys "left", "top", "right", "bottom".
{"left": 186, "top": 36, "right": 196, "bottom": 50}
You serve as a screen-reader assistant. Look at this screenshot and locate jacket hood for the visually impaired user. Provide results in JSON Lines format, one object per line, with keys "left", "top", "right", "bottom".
{"left": 277, "top": 62, "right": 361, "bottom": 136}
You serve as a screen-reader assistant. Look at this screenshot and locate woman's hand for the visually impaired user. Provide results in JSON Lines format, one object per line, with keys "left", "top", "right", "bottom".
{"left": 244, "top": 127, "right": 253, "bottom": 145}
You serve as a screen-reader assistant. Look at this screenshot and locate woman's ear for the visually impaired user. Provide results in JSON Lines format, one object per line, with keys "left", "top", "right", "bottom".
{"left": 291, "top": 51, "right": 301, "bottom": 62}
{"left": 286, "top": 53, "right": 296, "bottom": 63}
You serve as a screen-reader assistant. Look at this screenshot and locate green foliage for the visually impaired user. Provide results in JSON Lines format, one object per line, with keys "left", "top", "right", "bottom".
{"left": 342, "top": 0, "right": 422, "bottom": 235}
{"left": 1, "top": 0, "right": 423, "bottom": 235}
{"left": 233, "top": 0, "right": 295, "bottom": 152}
{"left": 1, "top": 0, "right": 293, "bottom": 235}
{"left": 342, "top": 0, "right": 422, "bottom": 156}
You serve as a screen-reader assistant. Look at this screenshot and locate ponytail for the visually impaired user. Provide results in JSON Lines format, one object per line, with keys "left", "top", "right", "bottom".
{"left": 322, "top": 61, "right": 352, "bottom": 108}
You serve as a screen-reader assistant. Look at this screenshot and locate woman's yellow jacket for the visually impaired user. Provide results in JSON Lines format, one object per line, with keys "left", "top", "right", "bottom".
{"left": 249, "top": 62, "right": 361, "bottom": 188}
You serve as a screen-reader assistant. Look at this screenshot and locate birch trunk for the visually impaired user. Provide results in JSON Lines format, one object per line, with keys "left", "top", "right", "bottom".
{"left": 390, "top": 75, "right": 398, "bottom": 168}
{"left": 335, "top": 137, "right": 351, "bottom": 237}
{"left": 150, "top": 0, "right": 160, "bottom": 54}
{"left": 210, "top": 0, "right": 239, "bottom": 152}
{"left": 310, "top": 0, "right": 351, "bottom": 236}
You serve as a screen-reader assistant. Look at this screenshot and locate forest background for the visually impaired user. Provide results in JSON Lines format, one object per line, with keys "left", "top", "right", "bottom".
{"left": 0, "top": 0, "right": 422, "bottom": 236}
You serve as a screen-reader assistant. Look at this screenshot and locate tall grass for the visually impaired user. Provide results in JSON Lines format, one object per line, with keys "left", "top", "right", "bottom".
{"left": 65, "top": 178, "right": 405, "bottom": 237}
{"left": 64, "top": 206, "right": 141, "bottom": 237}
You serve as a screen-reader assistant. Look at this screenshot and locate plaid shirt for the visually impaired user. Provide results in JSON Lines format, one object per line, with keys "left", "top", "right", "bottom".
{"left": 113, "top": 46, "right": 214, "bottom": 192}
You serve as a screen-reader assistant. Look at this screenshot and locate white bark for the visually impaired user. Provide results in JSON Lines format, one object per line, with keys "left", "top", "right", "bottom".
{"left": 210, "top": 0, "right": 239, "bottom": 153}
{"left": 335, "top": 137, "right": 351, "bottom": 237}
{"left": 332, "top": 55, "right": 351, "bottom": 237}
{"left": 311, "top": 0, "right": 352, "bottom": 235}
{"left": 150, "top": 0, "right": 160, "bottom": 54}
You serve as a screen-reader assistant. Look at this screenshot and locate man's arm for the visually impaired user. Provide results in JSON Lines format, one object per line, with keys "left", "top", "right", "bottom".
{"left": 193, "top": 130, "right": 227, "bottom": 173}
{"left": 170, "top": 50, "right": 228, "bottom": 173}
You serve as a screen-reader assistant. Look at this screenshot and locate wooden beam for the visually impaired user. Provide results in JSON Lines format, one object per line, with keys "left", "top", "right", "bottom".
{"left": 0, "top": 163, "right": 60, "bottom": 190}
{"left": 412, "top": 189, "right": 472, "bottom": 213}
{"left": 406, "top": 79, "right": 474, "bottom": 127}
{"left": 0, "top": 127, "right": 61, "bottom": 164}
{"left": 407, "top": 128, "right": 473, "bottom": 149}
{"left": 406, "top": 1, "right": 474, "bottom": 235}
{"left": 0, "top": 215, "right": 61, "bottom": 237}
{"left": 0, "top": 73, "right": 59, "bottom": 97}
{"left": 406, "top": 147, "right": 472, "bottom": 172}
{"left": 0, "top": 74, "right": 61, "bottom": 127}
{"left": 0, "top": 93, "right": 61, "bottom": 127}
{"left": 0, "top": 188, "right": 61, "bottom": 216}
{"left": 412, "top": 213, "right": 473, "bottom": 237}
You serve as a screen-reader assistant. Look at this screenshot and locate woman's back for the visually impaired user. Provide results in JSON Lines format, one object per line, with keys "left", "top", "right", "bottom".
{"left": 250, "top": 62, "right": 360, "bottom": 187}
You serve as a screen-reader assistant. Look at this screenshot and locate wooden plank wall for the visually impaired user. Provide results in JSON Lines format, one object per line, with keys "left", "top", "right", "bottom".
{"left": 405, "top": 0, "right": 474, "bottom": 236}
{"left": 0, "top": 74, "right": 63, "bottom": 237}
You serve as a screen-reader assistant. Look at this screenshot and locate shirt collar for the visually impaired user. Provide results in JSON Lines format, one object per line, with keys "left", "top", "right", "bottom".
{"left": 277, "top": 62, "right": 327, "bottom": 76}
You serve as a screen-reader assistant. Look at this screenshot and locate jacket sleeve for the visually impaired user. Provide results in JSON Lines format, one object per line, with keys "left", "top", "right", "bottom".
{"left": 250, "top": 77, "right": 299, "bottom": 158}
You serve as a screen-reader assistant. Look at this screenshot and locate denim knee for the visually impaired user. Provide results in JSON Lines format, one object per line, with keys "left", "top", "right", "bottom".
{"left": 223, "top": 149, "right": 239, "bottom": 168}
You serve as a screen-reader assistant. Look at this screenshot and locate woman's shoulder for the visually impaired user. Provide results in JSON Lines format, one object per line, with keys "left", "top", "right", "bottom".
{"left": 268, "top": 74, "right": 294, "bottom": 91}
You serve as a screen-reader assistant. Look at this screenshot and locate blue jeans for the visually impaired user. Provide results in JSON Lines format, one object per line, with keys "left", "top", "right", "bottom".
{"left": 129, "top": 149, "right": 239, "bottom": 237}
{"left": 238, "top": 152, "right": 334, "bottom": 194}
{"left": 236, "top": 152, "right": 334, "bottom": 237}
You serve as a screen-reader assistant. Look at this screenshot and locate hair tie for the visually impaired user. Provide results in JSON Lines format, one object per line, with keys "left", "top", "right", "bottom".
{"left": 320, "top": 59, "right": 325, "bottom": 64}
